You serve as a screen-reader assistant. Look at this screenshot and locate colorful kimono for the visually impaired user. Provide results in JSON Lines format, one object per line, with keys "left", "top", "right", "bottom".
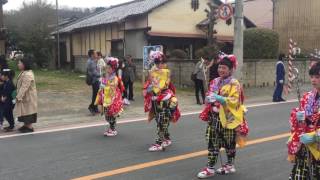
{"left": 199, "top": 76, "right": 248, "bottom": 168}
{"left": 288, "top": 90, "right": 320, "bottom": 179}
{"left": 143, "top": 67, "right": 181, "bottom": 145}
{"left": 95, "top": 74, "right": 124, "bottom": 130}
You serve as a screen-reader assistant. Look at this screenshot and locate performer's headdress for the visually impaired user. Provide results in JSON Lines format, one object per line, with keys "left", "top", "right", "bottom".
{"left": 218, "top": 52, "right": 238, "bottom": 70}
{"left": 105, "top": 57, "right": 119, "bottom": 71}
{"left": 150, "top": 51, "right": 166, "bottom": 64}
{"left": 1, "top": 68, "right": 14, "bottom": 79}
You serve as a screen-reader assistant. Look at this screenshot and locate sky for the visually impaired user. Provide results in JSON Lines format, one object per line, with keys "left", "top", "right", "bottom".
{"left": 3, "top": 0, "right": 133, "bottom": 11}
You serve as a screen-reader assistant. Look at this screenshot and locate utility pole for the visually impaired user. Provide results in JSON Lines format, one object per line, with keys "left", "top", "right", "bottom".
{"left": 233, "top": 0, "right": 244, "bottom": 80}
{"left": 56, "top": 0, "right": 61, "bottom": 69}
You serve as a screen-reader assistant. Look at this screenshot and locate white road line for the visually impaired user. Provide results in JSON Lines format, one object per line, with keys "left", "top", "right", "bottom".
{"left": 0, "top": 99, "right": 298, "bottom": 139}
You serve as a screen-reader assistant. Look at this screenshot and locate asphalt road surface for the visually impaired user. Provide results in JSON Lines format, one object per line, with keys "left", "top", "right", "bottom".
{"left": 0, "top": 101, "right": 296, "bottom": 180}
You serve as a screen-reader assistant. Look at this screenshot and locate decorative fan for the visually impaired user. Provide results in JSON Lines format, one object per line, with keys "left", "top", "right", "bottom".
{"left": 191, "top": 0, "right": 199, "bottom": 11}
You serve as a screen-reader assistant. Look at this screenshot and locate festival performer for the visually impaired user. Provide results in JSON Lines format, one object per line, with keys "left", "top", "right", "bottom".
{"left": 143, "top": 51, "right": 181, "bottom": 152}
{"left": 95, "top": 57, "right": 124, "bottom": 137}
{"left": 197, "top": 55, "right": 248, "bottom": 178}
{"left": 288, "top": 61, "right": 320, "bottom": 179}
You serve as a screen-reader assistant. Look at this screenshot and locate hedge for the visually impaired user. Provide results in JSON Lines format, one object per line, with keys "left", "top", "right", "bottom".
{"left": 244, "top": 28, "right": 279, "bottom": 59}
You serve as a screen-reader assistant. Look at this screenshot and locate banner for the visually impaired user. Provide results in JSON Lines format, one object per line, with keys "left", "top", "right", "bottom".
{"left": 143, "top": 45, "right": 163, "bottom": 70}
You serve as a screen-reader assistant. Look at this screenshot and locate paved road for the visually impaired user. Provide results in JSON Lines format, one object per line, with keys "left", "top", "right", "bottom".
{"left": 0, "top": 102, "right": 296, "bottom": 180}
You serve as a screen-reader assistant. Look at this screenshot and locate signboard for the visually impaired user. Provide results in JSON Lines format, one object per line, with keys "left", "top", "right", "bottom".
{"left": 143, "top": 45, "right": 163, "bottom": 70}
{"left": 218, "top": 4, "right": 233, "bottom": 20}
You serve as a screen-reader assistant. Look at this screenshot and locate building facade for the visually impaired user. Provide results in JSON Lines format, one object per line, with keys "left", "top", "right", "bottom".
{"left": 273, "top": 0, "right": 320, "bottom": 54}
{"left": 56, "top": 0, "right": 255, "bottom": 71}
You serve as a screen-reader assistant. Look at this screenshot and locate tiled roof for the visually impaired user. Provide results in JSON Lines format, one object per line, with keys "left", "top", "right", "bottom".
{"left": 58, "top": 0, "right": 169, "bottom": 33}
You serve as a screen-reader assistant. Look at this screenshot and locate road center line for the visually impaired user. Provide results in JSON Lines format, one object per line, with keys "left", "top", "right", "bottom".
{"left": 0, "top": 100, "right": 297, "bottom": 139}
{"left": 71, "top": 132, "right": 291, "bottom": 180}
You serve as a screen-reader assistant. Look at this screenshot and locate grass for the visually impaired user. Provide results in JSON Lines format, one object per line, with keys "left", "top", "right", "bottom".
{"left": 7, "top": 60, "right": 193, "bottom": 94}
{"left": 8, "top": 60, "right": 87, "bottom": 92}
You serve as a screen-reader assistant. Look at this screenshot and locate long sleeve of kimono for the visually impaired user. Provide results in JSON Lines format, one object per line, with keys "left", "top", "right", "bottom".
{"left": 219, "top": 80, "right": 244, "bottom": 129}
{"left": 288, "top": 93, "right": 309, "bottom": 155}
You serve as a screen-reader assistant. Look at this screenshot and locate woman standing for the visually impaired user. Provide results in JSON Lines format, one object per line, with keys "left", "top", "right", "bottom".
{"left": 192, "top": 57, "right": 208, "bottom": 105}
{"left": 15, "top": 57, "right": 37, "bottom": 133}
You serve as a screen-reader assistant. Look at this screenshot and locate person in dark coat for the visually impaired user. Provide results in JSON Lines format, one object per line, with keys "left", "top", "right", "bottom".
{"left": 122, "top": 55, "right": 136, "bottom": 101}
{"left": 0, "top": 69, "right": 16, "bottom": 132}
{"left": 0, "top": 74, "right": 4, "bottom": 128}
{"left": 273, "top": 54, "right": 286, "bottom": 102}
{"left": 0, "top": 55, "right": 8, "bottom": 71}
{"left": 208, "top": 57, "right": 219, "bottom": 83}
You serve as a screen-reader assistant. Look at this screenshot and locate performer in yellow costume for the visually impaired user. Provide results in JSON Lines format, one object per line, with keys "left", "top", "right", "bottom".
{"left": 95, "top": 57, "right": 124, "bottom": 137}
{"left": 143, "top": 51, "right": 181, "bottom": 152}
{"left": 198, "top": 55, "right": 248, "bottom": 178}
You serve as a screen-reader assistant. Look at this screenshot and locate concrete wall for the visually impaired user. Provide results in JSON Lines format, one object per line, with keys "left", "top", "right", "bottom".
{"left": 132, "top": 58, "right": 311, "bottom": 88}
{"left": 242, "top": 59, "right": 310, "bottom": 88}
{"left": 74, "top": 55, "right": 88, "bottom": 72}
{"left": 73, "top": 57, "right": 311, "bottom": 88}
{"left": 125, "top": 30, "right": 147, "bottom": 59}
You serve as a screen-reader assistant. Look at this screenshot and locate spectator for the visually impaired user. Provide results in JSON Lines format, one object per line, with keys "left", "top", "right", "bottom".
{"left": 273, "top": 53, "right": 286, "bottom": 102}
{"left": 16, "top": 57, "right": 38, "bottom": 133}
{"left": 122, "top": 55, "right": 136, "bottom": 101}
{"left": 0, "top": 69, "right": 15, "bottom": 132}
{"left": 86, "top": 49, "right": 100, "bottom": 115}
{"left": 0, "top": 55, "right": 8, "bottom": 71}
{"left": 96, "top": 51, "right": 106, "bottom": 80}
{"left": 208, "top": 57, "right": 219, "bottom": 82}
{"left": 0, "top": 72, "right": 4, "bottom": 128}
{"left": 192, "top": 57, "right": 208, "bottom": 105}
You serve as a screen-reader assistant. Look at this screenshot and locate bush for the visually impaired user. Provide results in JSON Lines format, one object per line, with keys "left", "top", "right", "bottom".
{"left": 169, "top": 49, "right": 188, "bottom": 59}
{"left": 195, "top": 45, "right": 219, "bottom": 60}
{"left": 244, "top": 28, "right": 279, "bottom": 59}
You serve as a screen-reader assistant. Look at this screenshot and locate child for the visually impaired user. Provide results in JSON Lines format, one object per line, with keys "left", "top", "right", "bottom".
{"left": 197, "top": 55, "right": 248, "bottom": 178}
{"left": 0, "top": 69, "right": 16, "bottom": 132}
{"left": 143, "top": 51, "right": 181, "bottom": 152}
{"left": 95, "top": 57, "right": 124, "bottom": 136}
{"left": 287, "top": 61, "right": 320, "bottom": 179}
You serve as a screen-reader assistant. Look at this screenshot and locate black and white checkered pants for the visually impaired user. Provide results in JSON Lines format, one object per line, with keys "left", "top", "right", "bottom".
{"left": 290, "top": 146, "right": 320, "bottom": 180}
{"left": 105, "top": 115, "right": 116, "bottom": 130}
{"left": 206, "top": 113, "right": 236, "bottom": 168}
{"left": 155, "top": 110, "right": 170, "bottom": 145}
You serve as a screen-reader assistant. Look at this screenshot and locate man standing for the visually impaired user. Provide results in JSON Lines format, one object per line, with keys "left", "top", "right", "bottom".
{"left": 273, "top": 54, "right": 286, "bottom": 102}
{"left": 122, "top": 55, "right": 136, "bottom": 101}
{"left": 86, "top": 49, "right": 100, "bottom": 115}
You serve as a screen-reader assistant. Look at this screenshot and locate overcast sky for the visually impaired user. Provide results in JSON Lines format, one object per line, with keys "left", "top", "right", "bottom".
{"left": 3, "top": 0, "right": 133, "bottom": 11}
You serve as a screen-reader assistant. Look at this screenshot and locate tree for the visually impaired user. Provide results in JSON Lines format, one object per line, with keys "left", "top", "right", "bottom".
{"left": 191, "top": 0, "right": 219, "bottom": 46}
{"left": 4, "top": 0, "right": 56, "bottom": 67}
